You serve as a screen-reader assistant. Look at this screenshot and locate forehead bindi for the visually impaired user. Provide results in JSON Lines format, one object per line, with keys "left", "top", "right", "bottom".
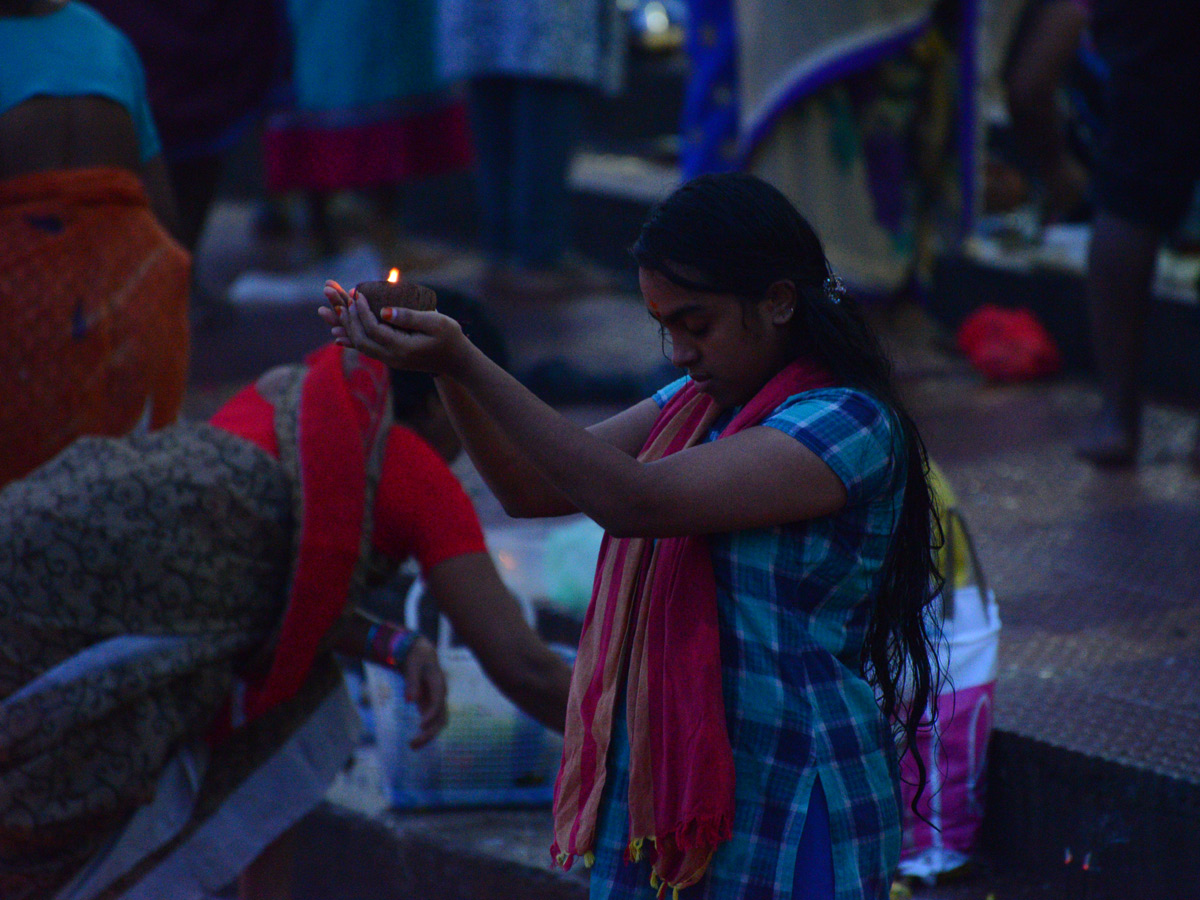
{"left": 655, "top": 303, "right": 713, "bottom": 329}
{"left": 642, "top": 274, "right": 716, "bottom": 320}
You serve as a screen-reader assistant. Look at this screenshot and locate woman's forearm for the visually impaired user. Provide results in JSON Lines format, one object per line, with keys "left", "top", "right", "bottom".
{"left": 427, "top": 553, "right": 572, "bottom": 732}
{"left": 435, "top": 376, "right": 577, "bottom": 518}
{"left": 475, "top": 641, "right": 572, "bottom": 733}
{"left": 323, "top": 292, "right": 660, "bottom": 533}
{"left": 448, "top": 345, "right": 658, "bottom": 535}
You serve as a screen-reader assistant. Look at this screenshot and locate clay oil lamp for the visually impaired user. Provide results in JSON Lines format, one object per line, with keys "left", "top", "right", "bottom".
{"left": 354, "top": 268, "right": 437, "bottom": 323}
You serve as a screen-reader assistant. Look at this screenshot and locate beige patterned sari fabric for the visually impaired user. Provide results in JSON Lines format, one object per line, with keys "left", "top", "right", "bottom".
{"left": 0, "top": 350, "right": 391, "bottom": 898}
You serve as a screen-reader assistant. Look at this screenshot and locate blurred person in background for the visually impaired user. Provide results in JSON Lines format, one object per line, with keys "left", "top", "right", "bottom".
{"left": 0, "top": 0, "right": 191, "bottom": 489}
{"left": 437, "top": 0, "right": 627, "bottom": 299}
{"left": 260, "top": 0, "right": 473, "bottom": 264}
{"left": 1001, "top": 0, "right": 1096, "bottom": 225}
{"left": 729, "top": 0, "right": 964, "bottom": 302}
{"left": 1073, "top": 0, "right": 1200, "bottom": 469}
{"left": 85, "top": 0, "right": 288, "bottom": 252}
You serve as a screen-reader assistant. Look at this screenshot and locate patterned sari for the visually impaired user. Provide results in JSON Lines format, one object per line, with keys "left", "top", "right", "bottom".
{"left": 0, "top": 346, "right": 391, "bottom": 900}
{"left": 682, "top": 0, "right": 975, "bottom": 298}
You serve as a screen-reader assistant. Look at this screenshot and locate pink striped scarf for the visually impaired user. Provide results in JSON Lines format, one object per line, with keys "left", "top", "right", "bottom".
{"left": 551, "top": 358, "right": 835, "bottom": 895}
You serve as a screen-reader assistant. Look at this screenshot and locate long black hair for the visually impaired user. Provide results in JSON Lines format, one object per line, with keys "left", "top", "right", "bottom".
{"left": 631, "top": 172, "right": 945, "bottom": 812}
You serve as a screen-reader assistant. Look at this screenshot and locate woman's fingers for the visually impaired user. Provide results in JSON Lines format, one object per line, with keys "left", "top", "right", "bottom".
{"left": 319, "top": 284, "right": 456, "bottom": 373}
{"left": 404, "top": 638, "right": 448, "bottom": 749}
{"left": 323, "top": 279, "right": 352, "bottom": 307}
{"left": 320, "top": 281, "right": 363, "bottom": 345}
{"left": 340, "top": 292, "right": 384, "bottom": 350}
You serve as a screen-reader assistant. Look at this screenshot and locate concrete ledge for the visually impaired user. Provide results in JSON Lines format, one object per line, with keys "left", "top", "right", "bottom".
{"left": 292, "top": 736, "right": 1200, "bottom": 900}
{"left": 983, "top": 732, "right": 1200, "bottom": 900}
{"left": 292, "top": 804, "right": 586, "bottom": 900}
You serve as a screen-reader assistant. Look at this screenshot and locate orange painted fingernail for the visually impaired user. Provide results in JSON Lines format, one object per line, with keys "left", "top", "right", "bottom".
{"left": 381, "top": 307, "right": 396, "bottom": 322}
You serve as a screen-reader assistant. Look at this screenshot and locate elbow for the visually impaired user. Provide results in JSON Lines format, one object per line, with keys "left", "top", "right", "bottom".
{"left": 589, "top": 490, "right": 659, "bottom": 539}
{"left": 497, "top": 492, "right": 571, "bottom": 519}
{"left": 599, "top": 518, "right": 641, "bottom": 539}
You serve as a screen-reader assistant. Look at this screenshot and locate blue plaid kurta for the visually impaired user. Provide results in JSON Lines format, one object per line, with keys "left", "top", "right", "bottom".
{"left": 588, "top": 381, "right": 905, "bottom": 900}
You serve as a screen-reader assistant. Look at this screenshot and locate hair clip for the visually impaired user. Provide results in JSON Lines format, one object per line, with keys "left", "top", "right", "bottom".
{"left": 823, "top": 274, "right": 846, "bottom": 304}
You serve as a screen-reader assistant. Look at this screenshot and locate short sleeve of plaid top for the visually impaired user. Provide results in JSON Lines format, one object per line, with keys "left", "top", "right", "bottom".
{"left": 588, "top": 378, "right": 905, "bottom": 900}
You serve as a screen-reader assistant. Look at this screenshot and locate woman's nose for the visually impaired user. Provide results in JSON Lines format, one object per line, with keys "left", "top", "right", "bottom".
{"left": 670, "top": 339, "right": 698, "bottom": 367}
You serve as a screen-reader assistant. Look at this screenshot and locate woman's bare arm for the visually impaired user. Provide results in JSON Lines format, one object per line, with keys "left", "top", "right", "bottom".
{"left": 423, "top": 551, "right": 573, "bottom": 732}
{"left": 324, "top": 295, "right": 848, "bottom": 538}
{"left": 436, "top": 374, "right": 661, "bottom": 519}
{"left": 322, "top": 278, "right": 661, "bottom": 520}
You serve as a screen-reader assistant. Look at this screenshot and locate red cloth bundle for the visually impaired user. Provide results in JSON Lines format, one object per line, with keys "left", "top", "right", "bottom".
{"left": 955, "top": 304, "right": 1063, "bottom": 382}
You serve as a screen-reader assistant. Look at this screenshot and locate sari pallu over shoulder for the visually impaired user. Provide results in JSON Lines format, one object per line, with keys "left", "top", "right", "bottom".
{"left": 213, "top": 343, "right": 394, "bottom": 734}
{"left": 553, "top": 358, "right": 836, "bottom": 897}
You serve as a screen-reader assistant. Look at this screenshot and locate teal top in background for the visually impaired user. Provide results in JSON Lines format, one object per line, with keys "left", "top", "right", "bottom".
{"left": 0, "top": 1, "right": 161, "bottom": 162}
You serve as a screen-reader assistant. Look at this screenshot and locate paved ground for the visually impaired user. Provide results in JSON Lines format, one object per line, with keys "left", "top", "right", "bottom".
{"left": 187, "top": 201, "right": 1200, "bottom": 900}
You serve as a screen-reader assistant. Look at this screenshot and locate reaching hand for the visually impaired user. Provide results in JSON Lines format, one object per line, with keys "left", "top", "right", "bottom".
{"left": 400, "top": 635, "right": 448, "bottom": 749}
{"left": 318, "top": 279, "right": 469, "bottom": 377}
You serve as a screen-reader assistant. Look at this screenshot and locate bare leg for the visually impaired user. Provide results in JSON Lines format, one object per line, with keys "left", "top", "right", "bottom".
{"left": 1005, "top": 0, "right": 1091, "bottom": 222}
{"left": 237, "top": 823, "right": 297, "bottom": 900}
{"left": 1075, "top": 211, "right": 1163, "bottom": 466}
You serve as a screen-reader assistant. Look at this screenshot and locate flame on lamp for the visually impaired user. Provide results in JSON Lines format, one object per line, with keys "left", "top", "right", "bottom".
{"left": 387, "top": 268, "right": 400, "bottom": 283}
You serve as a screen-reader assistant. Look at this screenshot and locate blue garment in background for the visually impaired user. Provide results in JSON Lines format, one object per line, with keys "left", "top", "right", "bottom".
{"left": 680, "top": 0, "right": 740, "bottom": 179}
{"left": 467, "top": 76, "right": 585, "bottom": 269}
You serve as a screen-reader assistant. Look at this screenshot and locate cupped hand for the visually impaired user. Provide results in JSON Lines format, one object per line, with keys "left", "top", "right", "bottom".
{"left": 319, "top": 279, "right": 467, "bottom": 377}
{"left": 401, "top": 635, "right": 448, "bottom": 749}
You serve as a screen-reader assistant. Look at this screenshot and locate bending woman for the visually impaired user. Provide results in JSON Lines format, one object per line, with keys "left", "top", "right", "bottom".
{"left": 0, "top": 291, "right": 571, "bottom": 900}
{"left": 322, "top": 172, "right": 942, "bottom": 900}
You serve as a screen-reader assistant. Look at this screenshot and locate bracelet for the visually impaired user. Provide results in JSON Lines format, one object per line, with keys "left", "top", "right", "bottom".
{"left": 384, "top": 628, "right": 419, "bottom": 668}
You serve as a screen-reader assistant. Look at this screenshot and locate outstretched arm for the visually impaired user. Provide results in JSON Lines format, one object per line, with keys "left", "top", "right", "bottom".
{"left": 321, "top": 290, "right": 847, "bottom": 537}
{"left": 433, "top": 373, "right": 576, "bottom": 518}
{"left": 435, "top": 374, "right": 662, "bottom": 519}
{"left": 424, "top": 551, "right": 573, "bottom": 732}
{"left": 322, "top": 279, "right": 659, "bottom": 520}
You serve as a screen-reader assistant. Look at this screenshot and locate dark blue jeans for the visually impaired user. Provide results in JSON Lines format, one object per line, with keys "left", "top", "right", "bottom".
{"left": 467, "top": 75, "right": 585, "bottom": 270}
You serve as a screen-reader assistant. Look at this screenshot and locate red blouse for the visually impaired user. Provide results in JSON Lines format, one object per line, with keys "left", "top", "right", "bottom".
{"left": 210, "top": 382, "right": 486, "bottom": 573}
